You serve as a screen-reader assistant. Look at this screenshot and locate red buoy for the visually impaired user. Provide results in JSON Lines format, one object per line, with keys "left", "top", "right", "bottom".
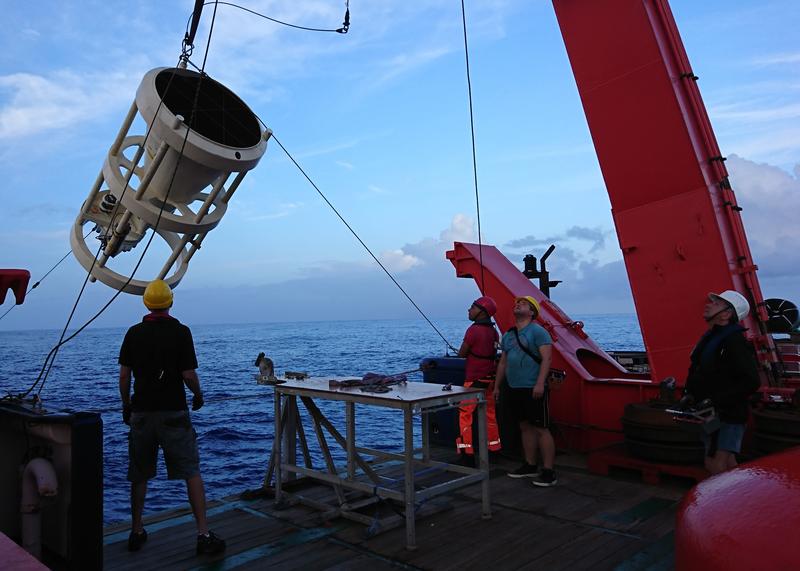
{"left": 675, "top": 448, "right": 800, "bottom": 570}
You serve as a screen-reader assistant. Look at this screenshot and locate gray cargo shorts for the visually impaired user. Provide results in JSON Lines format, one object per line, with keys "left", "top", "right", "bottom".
{"left": 128, "top": 410, "right": 200, "bottom": 482}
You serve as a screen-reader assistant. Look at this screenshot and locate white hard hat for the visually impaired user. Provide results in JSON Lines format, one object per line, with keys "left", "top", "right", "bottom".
{"left": 709, "top": 290, "right": 750, "bottom": 322}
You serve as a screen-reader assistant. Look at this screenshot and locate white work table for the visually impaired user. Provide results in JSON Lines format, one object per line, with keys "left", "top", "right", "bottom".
{"left": 271, "top": 378, "right": 492, "bottom": 550}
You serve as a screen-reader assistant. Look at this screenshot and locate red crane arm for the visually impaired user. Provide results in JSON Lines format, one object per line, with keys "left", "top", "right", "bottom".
{"left": 551, "top": 0, "right": 775, "bottom": 382}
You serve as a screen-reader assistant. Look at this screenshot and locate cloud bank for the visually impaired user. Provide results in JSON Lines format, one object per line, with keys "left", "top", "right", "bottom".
{"left": 2, "top": 157, "right": 799, "bottom": 332}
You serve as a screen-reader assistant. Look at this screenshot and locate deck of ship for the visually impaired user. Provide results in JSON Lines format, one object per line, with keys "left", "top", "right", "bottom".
{"left": 103, "top": 449, "right": 689, "bottom": 570}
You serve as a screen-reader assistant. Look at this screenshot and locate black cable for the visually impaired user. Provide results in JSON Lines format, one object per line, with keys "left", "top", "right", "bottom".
{"left": 0, "top": 230, "right": 92, "bottom": 324}
{"left": 185, "top": 0, "right": 205, "bottom": 47}
{"left": 267, "top": 132, "right": 456, "bottom": 351}
{"left": 186, "top": 1, "right": 350, "bottom": 35}
{"left": 26, "top": 5, "right": 223, "bottom": 401}
{"left": 460, "top": 0, "right": 486, "bottom": 294}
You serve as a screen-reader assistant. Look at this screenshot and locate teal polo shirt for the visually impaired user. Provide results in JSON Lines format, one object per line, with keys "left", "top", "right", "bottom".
{"left": 500, "top": 322, "right": 552, "bottom": 388}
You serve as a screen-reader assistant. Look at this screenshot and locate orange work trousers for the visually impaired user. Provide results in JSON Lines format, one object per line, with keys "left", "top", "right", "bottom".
{"left": 455, "top": 379, "right": 501, "bottom": 455}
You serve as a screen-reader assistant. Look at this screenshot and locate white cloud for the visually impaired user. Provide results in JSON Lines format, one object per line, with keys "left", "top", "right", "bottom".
{"left": 749, "top": 52, "right": 800, "bottom": 67}
{"left": 241, "top": 201, "right": 303, "bottom": 221}
{"left": 710, "top": 102, "right": 800, "bottom": 123}
{"left": 380, "top": 249, "right": 422, "bottom": 272}
{"left": 293, "top": 138, "right": 361, "bottom": 159}
{"left": 440, "top": 213, "right": 477, "bottom": 243}
{"left": 721, "top": 127, "right": 800, "bottom": 164}
{"left": 371, "top": 46, "right": 452, "bottom": 86}
{"left": 0, "top": 70, "right": 136, "bottom": 139}
{"left": 728, "top": 155, "right": 800, "bottom": 282}
{"left": 367, "top": 185, "right": 389, "bottom": 195}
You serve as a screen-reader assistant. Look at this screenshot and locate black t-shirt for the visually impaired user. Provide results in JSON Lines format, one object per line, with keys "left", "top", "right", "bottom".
{"left": 119, "top": 315, "right": 198, "bottom": 411}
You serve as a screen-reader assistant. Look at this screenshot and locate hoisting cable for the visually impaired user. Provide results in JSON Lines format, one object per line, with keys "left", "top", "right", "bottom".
{"left": 0, "top": 229, "right": 93, "bottom": 324}
{"left": 268, "top": 132, "right": 456, "bottom": 352}
{"left": 459, "top": 0, "right": 486, "bottom": 294}
{"left": 186, "top": 0, "right": 350, "bottom": 35}
{"left": 185, "top": 0, "right": 206, "bottom": 48}
{"left": 21, "top": 3, "right": 224, "bottom": 402}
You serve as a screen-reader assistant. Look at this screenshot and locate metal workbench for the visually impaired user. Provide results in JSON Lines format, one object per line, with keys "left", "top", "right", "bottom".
{"left": 271, "top": 378, "right": 491, "bottom": 550}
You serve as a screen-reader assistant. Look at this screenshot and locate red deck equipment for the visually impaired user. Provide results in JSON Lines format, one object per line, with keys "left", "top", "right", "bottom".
{"left": 0, "top": 270, "right": 30, "bottom": 306}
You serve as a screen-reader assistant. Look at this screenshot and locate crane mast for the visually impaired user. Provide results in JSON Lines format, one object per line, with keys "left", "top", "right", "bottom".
{"left": 552, "top": 0, "right": 777, "bottom": 383}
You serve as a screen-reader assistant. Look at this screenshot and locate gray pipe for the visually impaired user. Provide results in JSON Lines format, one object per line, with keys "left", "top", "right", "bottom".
{"left": 20, "top": 458, "right": 58, "bottom": 561}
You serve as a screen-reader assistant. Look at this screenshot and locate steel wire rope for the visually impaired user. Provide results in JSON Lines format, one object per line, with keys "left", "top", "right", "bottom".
{"left": 21, "top": 3, "right": 224, "bottom": 402}
{"left": 0, "top": 229, "right": 93, "bottom": 324}
{"left": 185, "top": 0, "right": 350, "bottom": 35}
{"left": 264, "top": 131, "right": 456, "bottom": 352}
{"left": 459, "top": 0, "right": 486, "bottom": 294}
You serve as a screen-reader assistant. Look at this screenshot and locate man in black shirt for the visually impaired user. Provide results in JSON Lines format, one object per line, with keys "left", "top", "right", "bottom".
{"left": 119, "top": 280, "right": 225, "bottom": 555}
{"left": 683, "top": 290, "right": 760, "bottom": 475}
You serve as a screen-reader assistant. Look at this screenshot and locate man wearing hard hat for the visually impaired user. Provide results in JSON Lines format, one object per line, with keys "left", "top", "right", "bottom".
{"left": 682, "top": 290, "right": 760, "bottom": 475}
{"left": 119, "top": 280, "right": 226, "bottom": 555}
{"left": 455, "top": 296, "right": 502, "bottom": 465}
{"left": 494, "top": 295, "right": 557, "bottom": 487}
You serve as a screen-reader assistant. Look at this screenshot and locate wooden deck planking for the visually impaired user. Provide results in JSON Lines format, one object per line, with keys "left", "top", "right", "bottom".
{"left": 318, "top": 472, "right": 634, "bottom": 570}
{"left": 520, "top": 528, "right": 635, "bottom": 570}
{"left": 105, "top": 451, "right": 694, "bottom": 570}
{"left": 590, "top": 506, "right": 678, "bottom": 570}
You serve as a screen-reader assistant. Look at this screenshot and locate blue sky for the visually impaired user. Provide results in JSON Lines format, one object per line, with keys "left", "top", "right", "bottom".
{"left": 1, "top": 0, "right": 799, "bottom": 331}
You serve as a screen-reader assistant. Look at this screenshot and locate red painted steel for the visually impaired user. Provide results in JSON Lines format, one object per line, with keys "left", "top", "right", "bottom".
{"left": 551, "top": 0, "right": 776, "bottom": 385}
{"left": 0, "top": 269, "right": 30, "bottom": 305}
{"left": 675, "top": 448, "right": 800, "bottom": 570}
{"left": 447, "top": 242, "right": 658, "bottom": 451}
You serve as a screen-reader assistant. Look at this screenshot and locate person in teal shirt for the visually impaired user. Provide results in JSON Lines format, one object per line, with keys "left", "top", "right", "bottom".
{"left": 494, "top": 296, "right": 557, "bottom": 486}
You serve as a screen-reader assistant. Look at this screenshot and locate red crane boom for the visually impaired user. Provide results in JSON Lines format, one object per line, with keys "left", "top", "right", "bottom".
{"left": 551, "top": 0, "right": 776, "bottom": 382}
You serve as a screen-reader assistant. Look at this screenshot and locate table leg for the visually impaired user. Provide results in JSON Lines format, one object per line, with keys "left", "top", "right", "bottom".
{"left": 285, "top": 396, "right": 298, "bottom": 481}
{"left": 263, "top": 402, "right": 289, "bottom": 488}
{"left": 477, "top": 397, "right": 491, "bottom": 519}
{"left": 274, "top": 391, "right": 283, "bottom": 503}
{"left": 346, "top": 401, "right": 355, "bottom": 480}
{"left": 422, "top": 410, "right": 430, "bottom": 464}
{"left": 404, "top": 407, "right": 416, "bottom": 550}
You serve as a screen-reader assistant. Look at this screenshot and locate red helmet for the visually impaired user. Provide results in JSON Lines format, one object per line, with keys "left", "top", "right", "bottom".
{"left": 472, "top": 296, "right": 497, "bottom": 317}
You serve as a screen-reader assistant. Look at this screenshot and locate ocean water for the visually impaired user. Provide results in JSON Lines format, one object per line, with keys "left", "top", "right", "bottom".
{"left": 0, "top": 315, "right": 642, "bottom": 524}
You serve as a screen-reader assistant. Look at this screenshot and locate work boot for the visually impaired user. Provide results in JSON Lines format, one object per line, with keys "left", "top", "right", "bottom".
{"left": 127, "top": 529, "right": 147, "bottom": 552}
{"left": 507, "top": 463, "right": 540, "bottom": 478}
{"left": 197, "top": 531, "right": 226, "bottom": 555}
{"left": 532, "top": 468, "right": 558, "bottom": 487}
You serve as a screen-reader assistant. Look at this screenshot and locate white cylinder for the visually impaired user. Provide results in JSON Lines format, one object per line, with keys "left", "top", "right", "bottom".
{"left": 70, "top": 66, "right": 269, "bottom": 295}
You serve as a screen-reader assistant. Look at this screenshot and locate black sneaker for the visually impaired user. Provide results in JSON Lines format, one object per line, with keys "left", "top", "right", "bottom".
{"left": 197, "top": 531, "right": 226, "bottom": 555}
{"left": 507, "top": 463, "right": 540, "bottom": 478}
{"left": 532, "top": 469, "right": 558, "bottom": 487}
{"left": 127, "top": 529, "right": 147, "bottom": 552}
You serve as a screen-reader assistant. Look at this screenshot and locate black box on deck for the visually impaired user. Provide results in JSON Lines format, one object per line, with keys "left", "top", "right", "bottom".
{"left": 0, "top": 404, "right": 103, "bottom": 570}
{"left": 421, "top": 357, "right": 465, "bottom": 447}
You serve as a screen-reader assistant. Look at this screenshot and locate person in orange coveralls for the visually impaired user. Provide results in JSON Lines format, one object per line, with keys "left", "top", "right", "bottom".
{"left": 455, "top": 296, "right": 502, "bottom": 465}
